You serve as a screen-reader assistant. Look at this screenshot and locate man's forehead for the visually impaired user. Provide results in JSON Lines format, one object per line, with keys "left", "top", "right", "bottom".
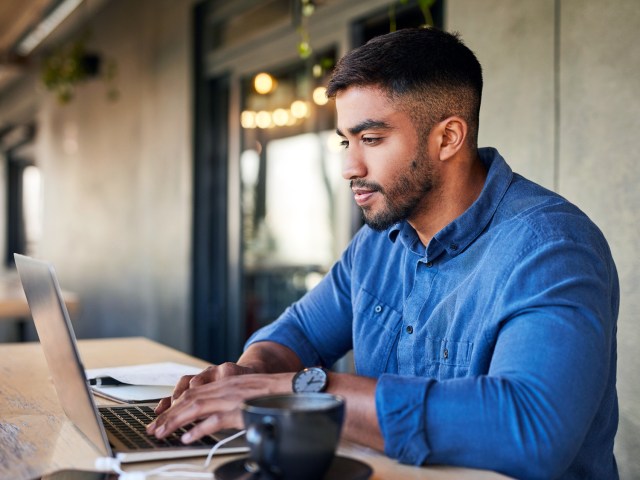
{"left": 335, "top": 87, "right": 401, "bottom": 133}
{"left": 334, "top": 84, "right": 390, "bottom": 103}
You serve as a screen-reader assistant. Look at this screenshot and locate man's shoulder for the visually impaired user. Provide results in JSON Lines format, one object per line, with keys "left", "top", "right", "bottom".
{"left": 497, "top": 173, "right": 609, "bottom": 251}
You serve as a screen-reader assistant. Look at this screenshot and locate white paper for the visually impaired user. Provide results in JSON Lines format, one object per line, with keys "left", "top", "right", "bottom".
{"left": 85, "top": 361, "right": 203, "bottom": 386}
{"left": 91, "top": 384, "right": 176, "bottom": 403}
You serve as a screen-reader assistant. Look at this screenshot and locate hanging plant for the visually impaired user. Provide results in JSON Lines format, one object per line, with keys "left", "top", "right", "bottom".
{"left": 41, "top": 36, "right": 119, "bottom": 104}
{"left": 389, "top": 0, "right": 437, "bottom": 31}
{"left": 297, "top": 0, "right": 315, "bottom": 59}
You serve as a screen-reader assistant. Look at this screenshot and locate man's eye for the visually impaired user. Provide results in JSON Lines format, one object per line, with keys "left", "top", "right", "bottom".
{"left": 362, "top": 137, "right": 380, "bottom": 145}
{"left": 339, "top": 140, "right": 349, "bottom": 149}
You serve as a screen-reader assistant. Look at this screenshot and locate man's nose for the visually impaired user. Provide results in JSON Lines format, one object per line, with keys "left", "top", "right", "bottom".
{"left": 342, "top": 147, "right": 366, "bottom": 180}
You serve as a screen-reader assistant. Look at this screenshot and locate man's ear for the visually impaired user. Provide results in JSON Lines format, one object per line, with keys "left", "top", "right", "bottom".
{"left": 436, "top": 116, "right": 467, "bottom": 161}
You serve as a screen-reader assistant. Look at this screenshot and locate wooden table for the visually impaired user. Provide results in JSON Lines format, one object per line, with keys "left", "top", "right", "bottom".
{"left": 0, "top": 337, "right": 512, "bottom": 479}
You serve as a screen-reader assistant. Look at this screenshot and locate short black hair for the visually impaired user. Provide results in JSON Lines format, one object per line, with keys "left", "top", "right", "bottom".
{"left": 327, "top": 27, "right": 483, "bottom": 146}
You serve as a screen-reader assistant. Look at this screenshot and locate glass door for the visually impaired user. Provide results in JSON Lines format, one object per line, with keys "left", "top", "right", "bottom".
{"left": 239, "top": 50, "right": 349, "bottom": 339}
{"left": 192, "top": 0, "right": 445, "bottom": 361}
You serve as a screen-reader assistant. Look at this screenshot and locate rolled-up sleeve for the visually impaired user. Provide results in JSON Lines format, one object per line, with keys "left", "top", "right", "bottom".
{"left": 376, "top": 374, "right": 433, "bottom": 465}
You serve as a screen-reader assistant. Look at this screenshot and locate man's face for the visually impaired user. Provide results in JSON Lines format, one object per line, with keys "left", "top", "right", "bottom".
{"left": 335, "top": 86, "right": 437, "bottom": 231}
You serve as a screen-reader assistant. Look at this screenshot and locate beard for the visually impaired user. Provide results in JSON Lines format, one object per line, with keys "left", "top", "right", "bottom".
{"left": 351, "top": 147, "right": 435, "bottom": 231}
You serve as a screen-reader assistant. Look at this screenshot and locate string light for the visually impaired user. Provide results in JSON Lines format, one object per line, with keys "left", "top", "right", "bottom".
{"left": 312, "top": 86, "right": 328, "bottom": 106}
{"left": 255, "top": 110, "right": 273, "bottom": 129}
{"left": 272, "top": 108, "right": 290, "bottom": 126}
{"left": 241, "top": 111, "right": 257, "bottom": 129}
{"left": 254, "top": 73, "right": 276, "bottom": 94}
{"left": 290, "top": 100, "right": 309, "bottom": 119}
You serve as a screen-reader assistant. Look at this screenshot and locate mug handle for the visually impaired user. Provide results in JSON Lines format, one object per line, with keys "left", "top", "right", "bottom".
{"left": 246, "top": 415, "right": 278, "bottom": 476}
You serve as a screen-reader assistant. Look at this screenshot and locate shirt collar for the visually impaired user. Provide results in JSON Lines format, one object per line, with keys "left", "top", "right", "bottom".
{"left": 388, "top": 147, "right": 513, "bottom": 261}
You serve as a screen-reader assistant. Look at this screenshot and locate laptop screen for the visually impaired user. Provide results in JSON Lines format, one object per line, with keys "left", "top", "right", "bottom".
{"left": 14, "top": 254, "right": 112, "bottom": 457}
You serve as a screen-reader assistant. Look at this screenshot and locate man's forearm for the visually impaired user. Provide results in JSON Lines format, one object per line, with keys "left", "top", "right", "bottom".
{"left": 237, "top": 341, "right": 304, "bottom": 374}
{"left": 239, "top": 342, "right": 384, "bottom": 451}
{"left": 328, "top": 372, "right": 385, "bottom": 451}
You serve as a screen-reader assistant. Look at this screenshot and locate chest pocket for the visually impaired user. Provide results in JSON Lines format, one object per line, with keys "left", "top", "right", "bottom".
{"left": 423, "top": 337, "right": 473, "bottom": 380}
{"left": 352, "top": 288, "right": 401, "bottom": 378}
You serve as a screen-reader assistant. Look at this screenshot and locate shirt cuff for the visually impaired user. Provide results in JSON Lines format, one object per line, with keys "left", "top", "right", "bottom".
{"left": 375, "top": 373, "right": 432, "bottom": 465}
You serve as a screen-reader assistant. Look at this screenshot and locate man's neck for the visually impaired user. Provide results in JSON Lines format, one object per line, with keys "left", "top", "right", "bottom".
{"left": 409, "top": 151, "right": 486, "bottom": 246}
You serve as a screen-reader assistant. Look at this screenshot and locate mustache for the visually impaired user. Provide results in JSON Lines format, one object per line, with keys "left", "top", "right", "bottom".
{"left": 350, "top": 179, "right": 384, "bottom": 194}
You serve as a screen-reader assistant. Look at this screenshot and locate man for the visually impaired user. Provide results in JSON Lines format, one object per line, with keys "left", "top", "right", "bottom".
{"left": 148, "top": 28, "right": 619, "bottom": 479}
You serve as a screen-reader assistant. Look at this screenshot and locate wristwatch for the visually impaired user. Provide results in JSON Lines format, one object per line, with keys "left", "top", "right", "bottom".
{"left": 292, "top": 367, "right": 328, "bottom": 393}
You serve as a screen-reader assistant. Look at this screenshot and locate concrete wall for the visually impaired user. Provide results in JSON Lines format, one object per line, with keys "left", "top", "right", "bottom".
{"left": 33, "top": 0, "right": 195, "bottom": 351}
{"left": 447, "top": 1, "right": 640, "bottom": 478}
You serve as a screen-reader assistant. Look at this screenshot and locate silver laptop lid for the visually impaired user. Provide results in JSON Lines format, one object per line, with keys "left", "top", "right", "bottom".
{"left": 14, "top": 253, "right": 112, "bottom": 457}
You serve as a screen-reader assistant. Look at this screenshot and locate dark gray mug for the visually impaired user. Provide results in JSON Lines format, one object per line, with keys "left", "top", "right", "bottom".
{"left": 242, "top": 393, "right": 345, "bottom": 480}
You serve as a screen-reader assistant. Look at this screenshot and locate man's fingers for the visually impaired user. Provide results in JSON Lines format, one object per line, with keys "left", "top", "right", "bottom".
{"left": 147, "top": 373, "right": 292, "bottom": 440}
{"left": 150, "top": 388, "right": 237, "bottom": 439}
{"left": 181, "top": 410, "right": 243, "bottom": 444}
{"left": 171, "top": 364, "right": 255, "bottom": 402}
{"left": 148, "top": 370, "right": 225, "bottom": 434}
{"left": 153, "top": 396, "right": 172, "bottom": 415}
{"left": 150, "top": 374, "right": 197, "bottom": 421}
{"left": 172, "top": 374, "right": 196, "bottom": 399}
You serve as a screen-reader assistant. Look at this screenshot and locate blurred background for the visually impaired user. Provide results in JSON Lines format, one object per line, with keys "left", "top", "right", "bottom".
{"left": 0, "top": 0, "right": 637, "bottom": 477}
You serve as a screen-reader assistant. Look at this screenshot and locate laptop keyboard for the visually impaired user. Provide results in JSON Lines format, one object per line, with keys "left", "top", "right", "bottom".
{"left": 99, "top": 405, "right": 219, "bottom": 450}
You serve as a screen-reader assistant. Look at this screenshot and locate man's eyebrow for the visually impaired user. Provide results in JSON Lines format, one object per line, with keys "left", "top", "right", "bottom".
{"left": 336, "top": 119, "right": 393, "bottom": 137}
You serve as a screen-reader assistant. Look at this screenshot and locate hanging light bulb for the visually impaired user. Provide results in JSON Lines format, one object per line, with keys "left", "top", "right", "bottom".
{"left": 290, "top": 100, "right": 309, "bottom": 119}
{"left": 241, "top": 110, "right": 257, "bottom": 129}
{"left": 272, "top": 108, "right": 290, "bottom": 126}
{"left": 256, "top": 110, "right": 273, "bottom": 129}
{"left": 254, "top": 72, "right": 276, "bottom": 94}
{"left": 312, "top": 86, "right": 328, "bottom": 106}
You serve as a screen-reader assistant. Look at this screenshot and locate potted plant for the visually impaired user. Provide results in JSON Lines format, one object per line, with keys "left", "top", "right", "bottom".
{"left": 41, "top": 36, "right": 118, "bottom": 104}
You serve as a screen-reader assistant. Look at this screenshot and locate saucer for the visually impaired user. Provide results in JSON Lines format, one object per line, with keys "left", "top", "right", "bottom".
{"left": 214, "top": 455, "right": 373, "bottom": 480}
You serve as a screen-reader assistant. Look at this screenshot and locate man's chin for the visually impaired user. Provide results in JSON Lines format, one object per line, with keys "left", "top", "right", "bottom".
{"left": 362, "top": 211, "right": 399, "bottom": 232}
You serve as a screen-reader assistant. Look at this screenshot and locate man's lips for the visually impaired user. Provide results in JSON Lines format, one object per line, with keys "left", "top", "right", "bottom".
{"left": 352, "top": 187, "right": 377, "bottom": 206}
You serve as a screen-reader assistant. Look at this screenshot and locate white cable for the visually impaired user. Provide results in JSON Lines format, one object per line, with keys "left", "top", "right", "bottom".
{"left": 118, "top": 473, "right": 148, "bottom": 480}
{"left": 96, "top": 429, "right": 247, "bottom": 479}
{"left": 202, "top": 429, "right": 247, "bottom": 468}
{"left": 95, "top": 456, "right": 126, "bottom": 474}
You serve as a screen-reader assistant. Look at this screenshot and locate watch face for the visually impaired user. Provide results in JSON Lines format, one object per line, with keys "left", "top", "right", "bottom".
{"left": 293, "top": 367, "right": 327, "bottom": 393}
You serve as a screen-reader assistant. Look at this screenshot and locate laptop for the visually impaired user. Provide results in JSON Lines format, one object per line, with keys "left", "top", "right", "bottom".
{"left": 14, "top": 253, "right": 247, "bottom": 463}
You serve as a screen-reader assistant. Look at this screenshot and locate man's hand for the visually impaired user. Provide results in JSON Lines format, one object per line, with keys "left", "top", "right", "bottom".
{"left": 147, "top": 342, "right": 304, "bottom": 444}
{"left": 146, "top": 372, "right": 294, "bottom": 443}
{"left": 154, "top": 362, "right": 256, "bottom": 415}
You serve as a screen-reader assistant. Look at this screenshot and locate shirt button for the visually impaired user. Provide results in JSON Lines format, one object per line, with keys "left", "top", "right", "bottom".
{"left": 443, "top": 348, "right": 449, "bottom": 359}
{"left": 406, "top": 325, "right": 413, "bottom": 334}
{"left": 450, "top": 243, "right": 458, "bottom": 251}
{"left": 426, "top": 261, "right": 433, "bottom": 268}
{"left": 374, "top": 305, "right": 383, "bottom": 313}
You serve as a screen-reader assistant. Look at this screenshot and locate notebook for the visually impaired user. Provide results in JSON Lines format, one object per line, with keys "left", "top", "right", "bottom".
{"left": 14, "top": 253, "right": 248, "bottom": 463}
{"left": 85, "top": 362, "right": 203, "bottom": 403}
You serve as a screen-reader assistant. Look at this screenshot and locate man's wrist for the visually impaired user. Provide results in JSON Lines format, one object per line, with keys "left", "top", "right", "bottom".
{"left": 292, "top": 367, "right": 329, "bottom": 393}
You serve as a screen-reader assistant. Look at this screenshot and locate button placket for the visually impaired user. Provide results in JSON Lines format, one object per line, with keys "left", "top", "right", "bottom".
{"left": 398, "top": 255, "right": 437, "bottom": 376}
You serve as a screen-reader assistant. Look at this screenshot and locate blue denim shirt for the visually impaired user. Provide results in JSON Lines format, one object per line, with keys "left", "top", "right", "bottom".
{"left": 246, "top": 148, "right": 619, "bottom": 480}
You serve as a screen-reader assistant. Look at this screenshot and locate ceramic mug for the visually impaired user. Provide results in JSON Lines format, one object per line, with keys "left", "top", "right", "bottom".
{"left": 242, "top": 393, "right": 345, "bottom": 480}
